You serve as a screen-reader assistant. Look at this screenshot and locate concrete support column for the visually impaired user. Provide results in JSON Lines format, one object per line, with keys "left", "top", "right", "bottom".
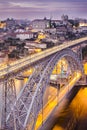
{"left": 15, "top": 79, "right": 25, "bottom": 96}
{"left": 43, "top": 87, "right": 49, "bottom": 106}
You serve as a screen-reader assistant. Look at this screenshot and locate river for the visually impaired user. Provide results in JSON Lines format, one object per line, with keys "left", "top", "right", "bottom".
{"left": 52, "top": 86, "right": 87, "bottom": 130}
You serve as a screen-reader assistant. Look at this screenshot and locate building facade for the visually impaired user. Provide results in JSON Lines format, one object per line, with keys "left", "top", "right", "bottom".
{"left": 30, "top": 18, "right": 50, "bottom": 31}
{"left": 16, "top": 32, "right": 34, "bottom": 40}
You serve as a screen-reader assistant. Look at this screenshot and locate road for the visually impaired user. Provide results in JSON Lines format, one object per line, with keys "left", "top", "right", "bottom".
{"left": 40, "top": 85, "right": 80, "bottom": 130}
{"left": 35, "top": 71, "right": 81, "bottom": 130}
{"left": 39, "top": 85, "right": 87, "bottom": 130}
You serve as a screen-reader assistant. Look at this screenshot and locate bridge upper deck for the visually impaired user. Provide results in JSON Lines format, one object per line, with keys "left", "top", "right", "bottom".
{"left": 0, "top": 37, "right": 87, "bottom": 78}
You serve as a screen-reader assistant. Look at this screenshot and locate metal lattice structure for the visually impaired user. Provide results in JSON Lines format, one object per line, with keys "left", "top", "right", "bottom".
{"left": 1, "top": 78, "right": 16, "bottom": 129}
{"left": 4, "top": 49, "right": 83, "bottom": 130}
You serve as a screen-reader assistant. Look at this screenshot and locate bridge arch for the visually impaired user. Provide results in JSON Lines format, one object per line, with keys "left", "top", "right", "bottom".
{"left": 6, "top": 49, "right": 83, "bottom": 130}
{"left": 46, "top": 48, "right": 83, "bottom": 76}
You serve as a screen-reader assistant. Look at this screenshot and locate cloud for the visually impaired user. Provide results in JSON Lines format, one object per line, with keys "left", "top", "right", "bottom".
{"left": 8, "top": 1, "right": 87, "bottom": 10}
{"left": 0, "top": 0, "right": 87, "bottom": 20}
{"left": 10, "top": 2, "right": 37, "bottom": 8}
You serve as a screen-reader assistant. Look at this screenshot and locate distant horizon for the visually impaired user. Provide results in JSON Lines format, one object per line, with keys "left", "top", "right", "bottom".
{"left": 0, "top": 15, "right": 87, "bottom": 21}
{"left": 0, "top": 0, "right": 87, "bottom": 21}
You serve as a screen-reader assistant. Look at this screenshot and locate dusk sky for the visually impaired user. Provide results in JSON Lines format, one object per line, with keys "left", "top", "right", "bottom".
{"left": 0, "top": 0, "right": 87, "bottom": 20}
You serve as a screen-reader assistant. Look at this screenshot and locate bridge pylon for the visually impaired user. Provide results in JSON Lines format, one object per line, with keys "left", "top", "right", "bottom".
{"left": 1, "top": 78, "right": 16, "bottom": 130}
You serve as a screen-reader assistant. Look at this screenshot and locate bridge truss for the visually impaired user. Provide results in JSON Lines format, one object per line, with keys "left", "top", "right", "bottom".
{"left": 0, "top": 48, "right": 83, "bottom": 130}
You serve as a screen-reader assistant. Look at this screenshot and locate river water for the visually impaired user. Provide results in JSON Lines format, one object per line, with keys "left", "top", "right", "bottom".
{"left": 52, "top": 86, "right": 87, "bottom": 130}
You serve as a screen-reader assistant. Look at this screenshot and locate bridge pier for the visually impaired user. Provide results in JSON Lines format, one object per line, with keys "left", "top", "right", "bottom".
{"left": 78, "top": 45, "right": 83, "bottom": 62}
{"left": 43, "top": 87, "right": 49, "bottom": 106}
{"left": 15, "top": 78, "right": 25, "bottom": 96}
{"left": 0, "top": 78, "right": 17, "bottom": 129}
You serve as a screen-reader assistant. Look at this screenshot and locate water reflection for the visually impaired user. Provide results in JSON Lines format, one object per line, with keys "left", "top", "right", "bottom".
{"left": 52, "top": 87, "right": 87, "bottom": 130}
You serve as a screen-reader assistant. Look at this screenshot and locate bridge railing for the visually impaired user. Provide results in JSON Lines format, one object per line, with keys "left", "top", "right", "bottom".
{"left": 0, "top": 37, "right": 87, "bottom": 78}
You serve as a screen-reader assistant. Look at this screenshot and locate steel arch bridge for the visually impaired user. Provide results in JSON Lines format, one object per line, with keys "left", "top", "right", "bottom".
{"left": 3, "top": 48, "right": 83, "bottom": 130}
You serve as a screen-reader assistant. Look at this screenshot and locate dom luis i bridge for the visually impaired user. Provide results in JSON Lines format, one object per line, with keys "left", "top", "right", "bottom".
{"left": 0, "top": 37, "right": 87, "bottom": 130}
